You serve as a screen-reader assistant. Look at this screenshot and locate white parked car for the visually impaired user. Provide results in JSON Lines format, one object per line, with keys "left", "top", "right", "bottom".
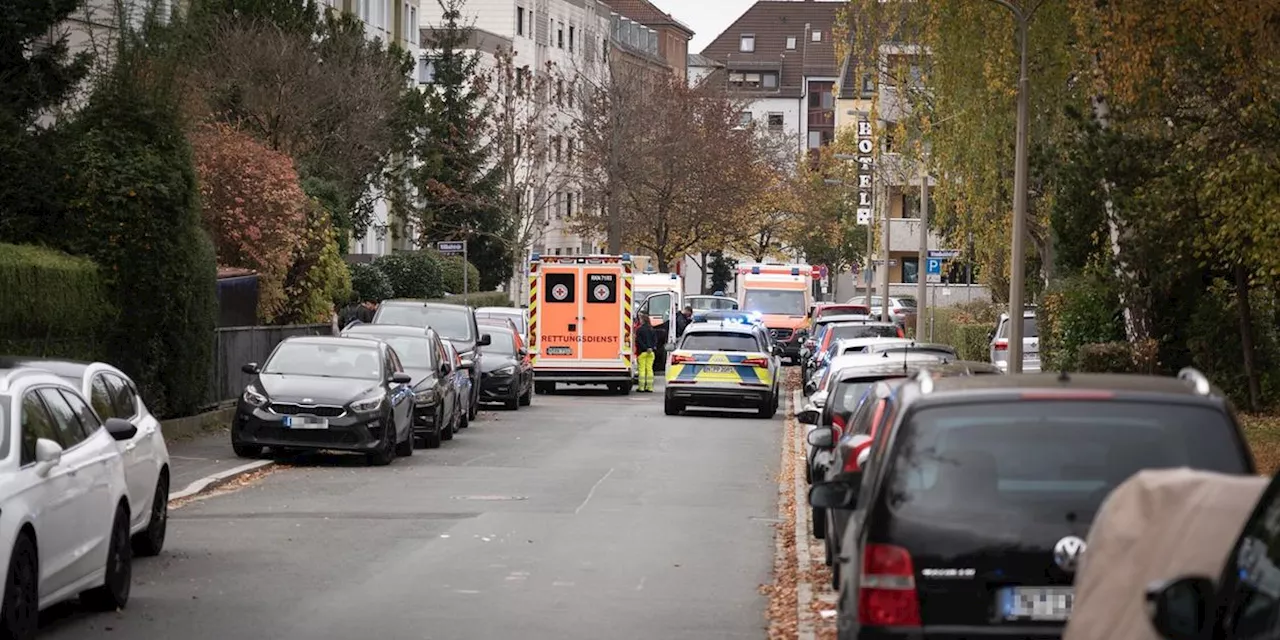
{"left": 14, "top": 359, "right": 170, "bottom": 556}
{"left": 0, "top": 365, "right": 137, "bottom": 639}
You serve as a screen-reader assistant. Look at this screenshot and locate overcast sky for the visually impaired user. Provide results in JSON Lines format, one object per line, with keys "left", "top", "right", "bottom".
{"left": 647, "top": 0, "right": 756, "bottom": 54}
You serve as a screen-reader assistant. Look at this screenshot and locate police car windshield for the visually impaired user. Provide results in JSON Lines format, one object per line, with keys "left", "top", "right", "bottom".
{"left": 680, "top": 332, "right": 761, "bottom": 353}
{"left": 886, "top": 401, "right": 1247, "bottom": 522}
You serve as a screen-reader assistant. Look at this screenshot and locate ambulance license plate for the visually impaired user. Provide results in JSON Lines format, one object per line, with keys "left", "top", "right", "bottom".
{"left": 546, "top": 346, "right": 571, "bottom": 355}
{"left": 703, "top": 365, "right": 733, "bottom": 374}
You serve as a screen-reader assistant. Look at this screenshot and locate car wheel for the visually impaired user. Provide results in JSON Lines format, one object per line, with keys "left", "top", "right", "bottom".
{"left": 519, "top": 382, "right": 532, "bottom": 406}
{"left": 458, "top": 405, "right": 470, "bottom": 429}
{"left": 442, "top": 410, "right": 456, "bottom": 441}
{"left": 824, "top": 525, "right": 834, "bottom": 566}
{"left": 505, "top": 392, "right": 519, "bottom": 410}
{"left": 664, "top": 396, "right": 682, "bottom": 416}
{"left": 132, "top": 470, "right": 169, "bottom": 557}
{"left": 811, "top": 507, "right": 826, "bottom": 539}
{"left": 757, "top": 395, "right": 777, "bottom": 419}
{"left": 396, "top": 421, "right": 414, "bottom": 457}
{"left": 367, "top": 422, "right": 397, "bottom": 466}
{"left": 422, "top": 408, "right": 443, "bottom": 449}
{"left": 82, "top": 503, "right": 131, "bottom": 611}
{"left": 232, "top": 442, "right": 262, "bottom": 459}
{"left": 1, "top": 533, "right": 39, "bottom": 640}
{"left": 468, "top": 392, "right": 479, "bottom": 420}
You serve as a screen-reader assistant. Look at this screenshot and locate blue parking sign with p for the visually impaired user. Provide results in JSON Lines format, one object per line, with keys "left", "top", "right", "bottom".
{"left": 926, "top": 258, "right": 942, "bottom": 275}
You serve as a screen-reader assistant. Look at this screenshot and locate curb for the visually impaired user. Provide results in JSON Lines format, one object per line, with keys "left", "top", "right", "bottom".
{"left": 168, "top": 460, "right": 275, "bottom": 503}
{"left": 791, "top": 387, "right": 817, "bottom": 640}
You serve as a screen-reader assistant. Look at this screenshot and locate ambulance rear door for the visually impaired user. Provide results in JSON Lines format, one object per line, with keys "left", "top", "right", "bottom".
{"left": 581, "top": 265, "right": 626, "bottom": 368}
{"left": 539, "top": 263, "right": 583, "bottom": 362}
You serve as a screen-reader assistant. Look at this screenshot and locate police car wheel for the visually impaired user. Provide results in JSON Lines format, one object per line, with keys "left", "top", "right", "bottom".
{"left": 757, "top": 395, "right": 777, "bottom": 419}
{"left": 664, "top": 397, "right": 682, "bottom": 416}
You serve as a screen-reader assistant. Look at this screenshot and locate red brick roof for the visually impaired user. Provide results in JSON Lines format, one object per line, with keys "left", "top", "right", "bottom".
{"left": 698, "top": 0, "right": 843, "bottom": 99}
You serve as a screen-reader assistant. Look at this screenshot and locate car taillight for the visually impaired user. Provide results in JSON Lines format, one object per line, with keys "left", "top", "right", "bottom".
{"left": 671, "top": 354, "right": 696, "bottom": 364}
{"left": 892, "top": 307, "right": 904, "bottom": 315}
{"left": 859, "top": 543, "right": 921, "bottom": 627}
{"left": 994, "top": 339, "right": 1009, "bottom": 351}
{"left": 742, "top": 357, "right": 770, "bottom": 368}
{"left": 843, "top": 442, "right": 866, "bottom": 473}
{"left": 896, "top": 327, "right": 905, "bottom": 338}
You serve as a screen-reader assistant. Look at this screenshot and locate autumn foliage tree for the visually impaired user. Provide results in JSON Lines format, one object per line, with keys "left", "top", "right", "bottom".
{"left": 190, "top": 123, "right": 308, "bottom": 322}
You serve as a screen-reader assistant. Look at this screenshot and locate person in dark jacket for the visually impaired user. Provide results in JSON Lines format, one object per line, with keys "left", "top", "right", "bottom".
{"left": 636, "top": 313, "right": 659, "bottom": 392}
{"left": 675, "top": 305, "right": 693, "bottom": 338}
{"left": 339, "top": 298, "right": 379, "bottom": 330}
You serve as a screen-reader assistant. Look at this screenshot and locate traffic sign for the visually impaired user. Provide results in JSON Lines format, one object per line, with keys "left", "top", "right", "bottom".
{"left": 437, "top": 241, "right": 465, "bottom": 255}
{"left": 926, "top": 258, "right": 943, "bottom": 275}
{"left": 928, "top": 249, "right": 961, "bottom": 259}
{"left": 811, "top": 265, "right": 828, "bottom": 279}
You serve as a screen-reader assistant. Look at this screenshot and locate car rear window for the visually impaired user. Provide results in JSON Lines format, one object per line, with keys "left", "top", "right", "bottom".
{"left": 998, "top": 316, "right": 1038, "bottom": 339}
{"left": 832, "top": 324, "right": 900, "bottom": 340}
{"left": 885, "top": 401, "right": 1248, "bottom": 521}
{"left": 681, "top": 332, "right": 761, "bottom": 353}
{"left": 831, "top": 377, "right": 901, "bottom": 415}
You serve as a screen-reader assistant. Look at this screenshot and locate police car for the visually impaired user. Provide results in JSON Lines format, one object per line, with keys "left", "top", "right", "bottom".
{"left": 664, "top": 317, "right": 784, "bottom": 418}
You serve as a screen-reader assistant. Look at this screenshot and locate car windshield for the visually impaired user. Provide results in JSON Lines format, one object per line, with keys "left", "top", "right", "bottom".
{"left": 689, "top": 297, "right": 738, "bottom": 311}
{"left": 373, "top": 304, "right": 430, "bottom": 327}
{"left": 378, "top": 336, "right": 434, "bottom": 369}
{"left": 483, "top": 330, "right": 517, "bottom": 354}
{"left": 998, "top": 316, "right": 1039, "bottom": 339}
{"left": 426, "top": 309, "right": 474, "bottom": 341}
{"left": 831, "top": 324, "right": 900, "bottom": 340}
{"left": 263, "top": 342, "right": 382, "bottom": 380}
{"left": 743, "top": 290, "right": 805, "bottom": 316}
{"left": 681, "top": 332, "right": 761, "bottom": 353}
{"left": 886, "top": 401, "right": 1248, "bottom": 523}
{"left": 817, "top": 306, "right": 869, "bottom": 320}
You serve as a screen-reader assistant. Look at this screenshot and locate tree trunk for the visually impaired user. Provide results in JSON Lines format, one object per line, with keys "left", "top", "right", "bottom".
{"left": 1092, "top": 92, "right": 1150, "bottom": 343}
{"left": 1235, "top": 263, "right": 1262, "bottom": 412}
{"left": 699, "top": 250, "right": 709, "bottom": 293}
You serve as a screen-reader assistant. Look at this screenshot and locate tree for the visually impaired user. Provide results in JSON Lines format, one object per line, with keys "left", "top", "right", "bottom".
{"left": 278, "top": 200, "right": 352, "bottom": 324}
{"left": 408, "top": 0, "right": 509, "bottom": 290}
{"left": 190, "top": 122, "right": 309, "bottom": 323}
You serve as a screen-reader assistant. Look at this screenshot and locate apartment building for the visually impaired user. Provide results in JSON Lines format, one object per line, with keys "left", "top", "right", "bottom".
{"left": 690, "top": 0, "right": 843, "bottom": 160}
{"left": 604, "top": 0, "right": 693, "bottom": 79}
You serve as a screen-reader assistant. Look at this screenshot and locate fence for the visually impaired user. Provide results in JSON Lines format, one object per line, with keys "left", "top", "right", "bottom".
{"left": 206, "top": 323, "right": 332, "bottom": 407}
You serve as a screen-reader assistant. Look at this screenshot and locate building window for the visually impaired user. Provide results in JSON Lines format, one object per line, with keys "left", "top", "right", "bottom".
{"left": 554, "top": 136, "right": 562, "bottom": 162}
{"left": 762, "top": 73, "right": 777, "bottom": 89}
{"left": 567, "top": 81, "right": 574, "bottom": 107}
{"left": 557, "top": 21, "right": 564, "bottom": 48}
{"left": 515, "top": 134, "right": 522, "bottom": 155}
{"left": 738, "top": 111, "right": 752, "bottom": 127}
{"left": 567, "top": 137, "right": 575, "bottom": 161}
{"left": 603, "top": 37, "right": 609, "bottom": 61}
{"left": 556, "top": 79, "right": 564, "bottom": 106}
{"left": 861, "top": 73, "right": 875, "bottom": 95}
{"left": 517, "top": 6, "right": 525, "bottom": 36}
{"left": 811, "top": 30, "right": 822, "bottom": 42}
{"left": 565, "top": 193, "right": 574, "bottom": 218}
{"left": 418, "top": 56, "right": 436, "bottom": 84}
{"left": 729, "top": 71, "right": 777, "bottom": 90}
{"left": 739, "top": 34, "right": 755, "bottom": 52}
{"left": 902, "top": 258, "right": 919, "bottom": 284}
{"left": 808, "top": 131, "right": 823, "bottom": 149}
{"left": 569, "top": 25, "right": 575, "bottom": 52}
{"left": 767, "top": 113, "right": 784, "bottom": 132}
{"left": 786, "top": 36, "right": 796, "bottom": 50}
{"left": 516, "top": 66, "right": 529, "bottom": 95}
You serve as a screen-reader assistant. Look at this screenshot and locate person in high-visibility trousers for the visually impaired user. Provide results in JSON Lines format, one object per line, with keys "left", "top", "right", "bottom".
{"left": 636, "top": 312, "right": 658, "bottom": 392}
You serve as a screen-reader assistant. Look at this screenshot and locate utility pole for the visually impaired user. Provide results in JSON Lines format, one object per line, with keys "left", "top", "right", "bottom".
{"left": 916, "top": 170, "right": 929, "bottom": 339}
{"left": 880, "top": 175, "right": 891, "bottom": 323}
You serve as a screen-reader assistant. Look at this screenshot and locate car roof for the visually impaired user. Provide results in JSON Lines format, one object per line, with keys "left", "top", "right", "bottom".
{"left": 835, "top": 360, "right": 999, "bottom": 381}
{"left": 0, "top": 366, "right": 82, "bottom": 395}
{"left": 0, "top": 357, "right": 94, "bottom": 379}
{"left": 475, "top": 307, "right": 520, "bottom": 315}
{"left": 828, "top": 321, "right": 897, "bottom": 329}
{"left": 283, "top": 335, "right": 384, "bottom": 348}
{"left": 380, "top": 299, "right": 470, "bottom": 312}
{"left": 828, "top": 351, "right": 950, "bottom": 371}
{"left": 816, "top": 314, "right": 872, "bottom": 324}
{"left": 909, "top": 371, "right": 1217, "bottom": 402}
{"left": 836, "top": 336, "right": 913, "bottom": 348}
{"left": 478, "top": 318, "right": 517, "bottom": 330}
{"left": 341, "top": 324, "right": 433, "bottom": 338}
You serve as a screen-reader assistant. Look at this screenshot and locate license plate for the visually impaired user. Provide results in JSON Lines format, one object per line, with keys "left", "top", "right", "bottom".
{"left": 283, "top": 416, "right": 328, "bottom": 430}
{"left": 703, "top": 365, "right": 733, "bottom": 374}
{"left": 998, "top": 586, "right": 1073, "bottom": 621}
{"left": 545, "top": 346, "right": 571, "bottom": 356}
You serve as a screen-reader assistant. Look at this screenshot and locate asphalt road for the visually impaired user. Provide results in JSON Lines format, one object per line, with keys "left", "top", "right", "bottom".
{"left": 40, "top": 382, "right": 784, "bottom": 640}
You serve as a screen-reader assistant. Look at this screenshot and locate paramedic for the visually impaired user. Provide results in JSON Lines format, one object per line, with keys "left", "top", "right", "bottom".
{"left": 636, "top": 312, "right": 658, "bottom": 392}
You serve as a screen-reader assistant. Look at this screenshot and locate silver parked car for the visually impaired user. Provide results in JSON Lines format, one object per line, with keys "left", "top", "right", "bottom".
{"left": 990, "top": 308, "right": 1040, "bottom": 372}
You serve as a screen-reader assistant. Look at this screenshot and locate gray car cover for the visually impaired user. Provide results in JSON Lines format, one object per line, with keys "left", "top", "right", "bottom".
{"left": 1063, "top": 468, "right": 1268, "bottom": 640}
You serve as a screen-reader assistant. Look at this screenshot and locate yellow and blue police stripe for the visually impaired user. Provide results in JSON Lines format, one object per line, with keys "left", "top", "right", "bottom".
{"left": 666, "top": 352, "right": 774, "bottom": 386}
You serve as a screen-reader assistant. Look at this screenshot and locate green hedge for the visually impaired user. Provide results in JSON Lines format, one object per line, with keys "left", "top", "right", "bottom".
{"left": 348, "top": 262, "right": 394, "bottom": 303}
{"left": 0, "top": 243, "right": 114, "bottom": 345}
{"left": 1039, "top": 271, "right": 1125, "bottom": 371}
{"left": 1076, "top": 340, "right": 1160, "bottom": 374}
{"left": 372, "top": 251, "right": 444, "bottom": 299}
{"left": 927, "top": 306, "right": 995, "bottom": 362}
{"left": 435, "top": 252, "right": 482, "bottom": 295}
{"left": 423, "top": 291, "right": 514, "bottom": 308}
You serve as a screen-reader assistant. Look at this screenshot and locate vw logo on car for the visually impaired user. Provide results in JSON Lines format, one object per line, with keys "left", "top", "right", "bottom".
{"left": 1053, "top": 535, "right": 1087, "bottom": 572}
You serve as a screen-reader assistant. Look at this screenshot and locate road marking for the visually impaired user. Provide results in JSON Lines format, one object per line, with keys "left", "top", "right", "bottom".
{"left": 574, "top": 467, "right": 615, "bottom": 515}
{"left": 635, "top": 576, "right": 646, "bottom": 591}
{"left": 461, "top": 452, "right": 495, "bottom": 466}
{"left": 169, "top": 459, "right": 274, "bottom": 502}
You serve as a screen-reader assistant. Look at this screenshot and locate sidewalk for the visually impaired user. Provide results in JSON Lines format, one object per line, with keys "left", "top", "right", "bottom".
{"left": 166, "top": 429, "right": 272, "bottom": 500}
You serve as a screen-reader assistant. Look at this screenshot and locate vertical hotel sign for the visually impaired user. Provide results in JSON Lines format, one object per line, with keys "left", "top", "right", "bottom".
{"left": 855, "top": 118, "right": 874, "bottom": 226}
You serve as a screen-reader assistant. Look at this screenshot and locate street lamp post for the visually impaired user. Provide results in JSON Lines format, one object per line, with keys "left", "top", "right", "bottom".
{"left": 989, "top": 0, "right": 1032, "bottom": 373}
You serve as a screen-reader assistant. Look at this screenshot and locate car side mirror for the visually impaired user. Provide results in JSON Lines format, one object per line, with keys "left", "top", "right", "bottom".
{"left": 806, "top": 426, "right": 834, "bottom": 448}
{"left": 391, "top": 372, "right": 413, "bottom": 384}
{"left": 812, "top": 390, "right": 829, "bottom": 409}
{"left": 796, "top": 408, "right": 820, "bottom": 425}
{"left": 33, "top": 438, "right": 63, "bottom": 476}
{"left": 808, "top": 481, "right": 858, "bottom": 510}
{"left": 477, "top": 333, "right": 493, "bottom": 346}
{"left": 803, "top": 380, "right": 818, "bottom": 396}
{"left": 459, "top": 358, "right": 475, "bottom": 371}
{"left": 104, "top": 417, "right": 138, "bottom": 442}
{"left": 1146, "top": 576, "right": 1214, "bottom": 640}
{"left": 242, "top": 362, "right": 260, "bottom": 374}
{"left": 773, "top": 344, "right": 784, "bottom": 357}
{"left": 518, "top": 348, "right": 529, "bottom": 357}
{"left": 439, "top": 362, "right": 451, "bottom": 377}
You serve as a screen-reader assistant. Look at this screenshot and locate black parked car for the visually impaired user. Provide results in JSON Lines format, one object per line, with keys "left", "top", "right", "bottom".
{"left": 476, "top": 318, "right": 533, "bottom": 410}
{"left": 373, "top": 300, "right": 491, "bottom": 421}
{"left": 809, "top": 368, "right": 1255, "bottom": 640}
{"left": 232, "top": 336, "right": 415, "bottom": 466}
{"left": 341, "top": 324, "right": 465, "bottom": 448}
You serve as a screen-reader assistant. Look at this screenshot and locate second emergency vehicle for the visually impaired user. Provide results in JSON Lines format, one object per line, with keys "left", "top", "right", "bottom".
{"left": 735, "top": 263, "right": 814, "bottom": 364}
{"left": 527, "top": 253, "right": 635, "bottom": 394}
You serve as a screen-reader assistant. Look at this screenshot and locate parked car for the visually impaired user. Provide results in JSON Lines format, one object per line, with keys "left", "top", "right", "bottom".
{"left": 805, "top": 337, "right": 918, "bottom": 395}
{"left": 802, "top": 318, "right": 904, "bottom": 384}
{"left": 373, "top": 300, "right": 492, "bottom": 421}
{"left": 990, "top": 306, "right": 1041, "bottom": 372}
{"left": 340, "top": 324, "right": 461, "bottom": 449}
{"left": 475, "top": 306, "right": 529, "bottom": 344}
{"left": 859, "top": 295, "right": 917, "bottom": 326}
{"left": 476, "top": 318, "right": 534, "bottom": 410}
{"left": 442, "top": 341, "right": 473, "bottom": 429}
{"left": 664, "top": 320, "right": 784, "bottom": 418}
{"left": 232, "top": 336, "right": 416, "bottom": 466}
{"left": 0, "top": 366, "right": 138, "bottom": 639}
{"left": 809, "top": 368, "right": 1255, "bottom": 639}
{"left": 7, "top": 358, "right": 171, "bottom": 556}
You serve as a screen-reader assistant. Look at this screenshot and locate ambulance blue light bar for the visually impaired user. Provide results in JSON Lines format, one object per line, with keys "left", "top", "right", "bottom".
{"left": 751, "top": 266, "right": 761, "bottom": 274}
{"left": 622, "top": 253, "right": 632, "bottom": 261}
{"left": 791, "top": 267, "right": 800, "bottom": 276}
{"left": 696, "top": 310, "right": 763, "bottom": 325}
{"left": 531, "top": 252, "right": 541, "bottom": 261}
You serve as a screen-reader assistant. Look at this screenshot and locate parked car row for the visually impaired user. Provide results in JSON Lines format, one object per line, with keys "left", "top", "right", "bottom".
{"left": 801, "top": 361, "right": 1257, "bottom": 639}
{"left": 0, "top": 358, "right": 173, "bottom": 639}
{"left": 231, "top": 300, "right": 535, "bottom": 466}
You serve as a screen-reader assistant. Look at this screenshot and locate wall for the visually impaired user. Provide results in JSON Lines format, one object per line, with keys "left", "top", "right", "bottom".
{"left": 740, "top": 97, "right": 803, "bottom": 157}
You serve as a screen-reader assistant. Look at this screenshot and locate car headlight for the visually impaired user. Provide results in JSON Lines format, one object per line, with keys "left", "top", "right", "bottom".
{"left": 349, "top": 392, "right": 386, "bottom": 413}
{"left": 243, "top": 384, "right": 268, "bottom": 407}
{"left": 493, "top": 366, "right": 515, "bottom": 376}
{"left": 414, "top": 389, "right": 437, "bottom": 405}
